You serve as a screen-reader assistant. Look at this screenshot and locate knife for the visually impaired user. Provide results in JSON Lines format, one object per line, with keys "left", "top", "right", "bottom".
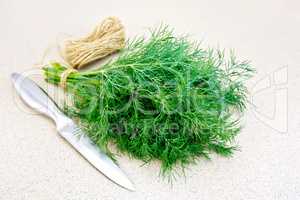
{"left": 11, "top": 73, "right": 135, "bottom": 191}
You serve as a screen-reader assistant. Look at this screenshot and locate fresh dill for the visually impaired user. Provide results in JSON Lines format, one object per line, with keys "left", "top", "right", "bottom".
{"left": 43, "top": 26, "right": 255, "bottom": 175}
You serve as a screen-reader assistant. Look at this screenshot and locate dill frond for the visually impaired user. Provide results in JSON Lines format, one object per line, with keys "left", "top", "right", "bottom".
{"left": 43, "top": 26, "right": 255, "bottom": 175}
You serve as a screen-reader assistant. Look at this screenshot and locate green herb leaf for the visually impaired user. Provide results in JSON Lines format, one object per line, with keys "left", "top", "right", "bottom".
{"left": 43, "top": 26, "right": 255, "bottom": 175}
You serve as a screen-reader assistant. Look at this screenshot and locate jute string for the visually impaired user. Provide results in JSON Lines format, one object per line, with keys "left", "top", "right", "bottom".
{"left": 38, "top": 16, "right": 125, "bottom": 89}
{"left": 62, "top": 16, "right": 125, "bottom": 69}
{"left": 59, "top": 68, "right": 78, "bottom": 88}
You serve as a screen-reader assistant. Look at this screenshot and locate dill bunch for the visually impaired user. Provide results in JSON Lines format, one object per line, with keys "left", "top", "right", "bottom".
{"left": 43, "top": 26, "right": 254, "bottom": 174}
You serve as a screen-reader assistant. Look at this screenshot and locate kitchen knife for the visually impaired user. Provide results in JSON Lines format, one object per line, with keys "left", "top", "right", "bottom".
{"left": 11, "top": 73, "right": 135, "bottom": 191}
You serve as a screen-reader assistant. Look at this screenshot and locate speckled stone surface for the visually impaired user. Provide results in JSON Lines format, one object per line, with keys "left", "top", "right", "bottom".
{"left": 1, "top": 0, "right": 300, "bottom": 199}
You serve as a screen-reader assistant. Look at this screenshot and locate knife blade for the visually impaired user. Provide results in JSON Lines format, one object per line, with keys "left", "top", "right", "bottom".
{"left": 11, "top": 73, "right": 135, "bottom": 191}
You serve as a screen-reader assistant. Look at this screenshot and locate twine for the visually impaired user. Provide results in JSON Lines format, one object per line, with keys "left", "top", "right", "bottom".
{"left": 59, "top": 68, "right": 78, "bottom": 88}
{"left": 62, "top": 16, "right": 125, "bottom": 69}
{"left": 38, "top": 17, "right": 125, "bottom": 88}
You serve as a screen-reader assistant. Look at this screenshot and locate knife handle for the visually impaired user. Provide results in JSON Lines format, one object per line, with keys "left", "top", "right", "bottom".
{"left": 11, "top": 73, "right": 67, "bottom": 125}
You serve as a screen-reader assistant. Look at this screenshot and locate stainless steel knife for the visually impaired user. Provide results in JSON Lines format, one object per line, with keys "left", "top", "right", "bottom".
{"left": 11, "top": 73, "right": 135, "bottom": 191}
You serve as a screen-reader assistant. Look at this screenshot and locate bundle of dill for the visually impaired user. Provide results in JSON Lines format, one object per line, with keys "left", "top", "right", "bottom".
{"left": 43, "top": 26, "right": 254, "bottom": 174}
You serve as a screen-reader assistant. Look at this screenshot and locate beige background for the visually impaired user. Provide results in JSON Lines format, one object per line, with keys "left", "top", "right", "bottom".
{"left": 1, "top": 0, "right": 300, "bottom": 199}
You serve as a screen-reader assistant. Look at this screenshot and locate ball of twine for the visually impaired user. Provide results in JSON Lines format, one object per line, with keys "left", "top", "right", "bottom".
{"left": 62, "top": 16, "right": 125, "bottom": 69}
